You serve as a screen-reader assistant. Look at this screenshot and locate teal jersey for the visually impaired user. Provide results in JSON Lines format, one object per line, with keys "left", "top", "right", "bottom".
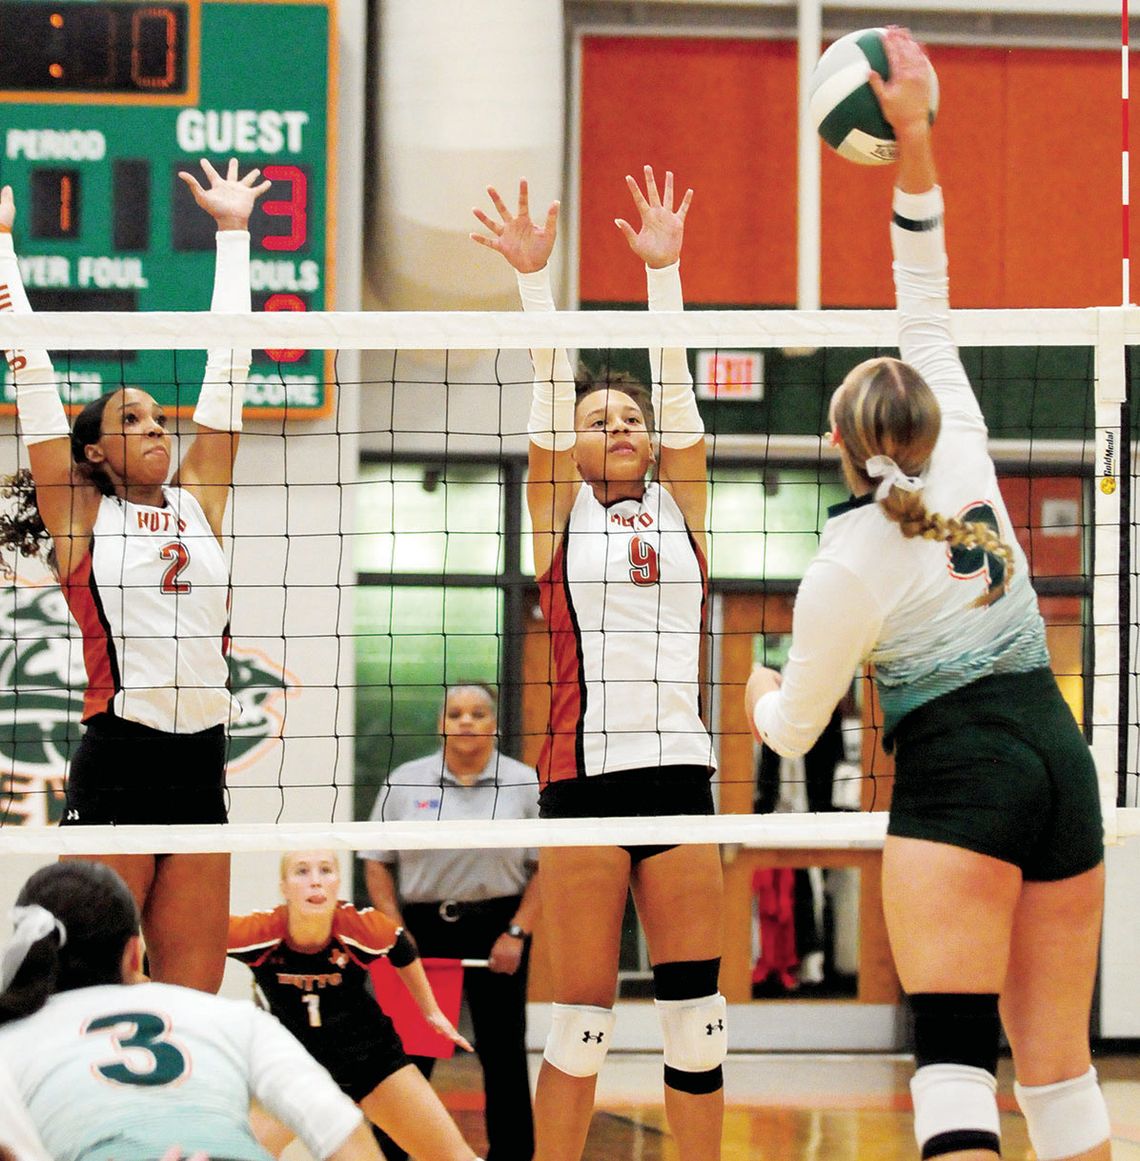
{"left": 0, "top": 982, "right": 361, "bottom": 1161}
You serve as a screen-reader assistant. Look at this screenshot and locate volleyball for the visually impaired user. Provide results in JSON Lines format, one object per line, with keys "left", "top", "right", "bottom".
{"left": 809, "top": 28, "right": 939, "bottom": 165}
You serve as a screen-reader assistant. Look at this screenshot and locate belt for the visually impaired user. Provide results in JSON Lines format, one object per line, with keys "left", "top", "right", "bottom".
{"left": 406, "top": 896, "right": 518, "bottom": 924}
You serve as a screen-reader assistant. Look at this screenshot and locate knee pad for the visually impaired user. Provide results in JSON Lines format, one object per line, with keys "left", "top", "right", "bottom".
{"left": 543, "top": 1002, "right": 615, "bottom": 1078}
{"left": 911, "top": 1064, "right": 1000, "bottom": 1158}
{"left": 908, "top": 994, "right": 1002, "bottom": 1158}
{"left": 1014, "top": 1066, "right": 1112, "bottom": 1161}
{"left": 653, "top": 959, "right": 727, "bottom": 1095}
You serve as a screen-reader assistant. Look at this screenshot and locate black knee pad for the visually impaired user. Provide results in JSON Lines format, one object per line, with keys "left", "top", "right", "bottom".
{"left": 909, "top": 992, "right": 1001, "bottom": 1076}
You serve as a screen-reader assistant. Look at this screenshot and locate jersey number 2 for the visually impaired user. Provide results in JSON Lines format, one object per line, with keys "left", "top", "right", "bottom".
{"left": 628, "top": 536, "right": 660, "bottom": 586}
{"left": 159, "top": 542, "right": 192, "bottom": 595}
{"left": 86, "top": 1010, "right": 188, "bottom": 1087}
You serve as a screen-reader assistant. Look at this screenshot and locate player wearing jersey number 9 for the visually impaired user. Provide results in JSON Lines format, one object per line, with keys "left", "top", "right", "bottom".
{"left": 0, "top": 159, "right": 270, "bottom": 994}
{"left": 471, "top": 168, "right": 725, "bottom": 1161}
{"left": 746, "top": 28, "right": 1109, "bottom": 1161}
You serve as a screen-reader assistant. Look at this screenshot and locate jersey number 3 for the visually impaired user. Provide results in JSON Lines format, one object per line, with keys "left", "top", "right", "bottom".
{"left": 86, "top": 1010, "right": 188, "bottom": 1087}
{"left": 159, "top": 541, "right": 192, "bottom": 595}
{"left": 628, "top": 536, "right": 660, "bottom": 586}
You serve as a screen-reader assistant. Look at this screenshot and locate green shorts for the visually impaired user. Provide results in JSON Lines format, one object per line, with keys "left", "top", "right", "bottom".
{"left": 887, "top": 669, "right": 1103, "bottom": 881}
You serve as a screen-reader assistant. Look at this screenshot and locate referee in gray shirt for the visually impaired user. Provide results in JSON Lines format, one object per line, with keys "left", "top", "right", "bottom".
{"left": 360, "top": 684, "right": 540, "bottom": 1161}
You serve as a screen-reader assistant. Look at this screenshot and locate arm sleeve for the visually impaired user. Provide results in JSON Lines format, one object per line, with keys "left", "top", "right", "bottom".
{"left": 891, "top": 186, "right": 984, "bottom": 433}
{"left": 0, "top": 233, "right": 54, "bottom": 382}
{"left": 246, "top": 1005, "right": 364, "bottom": 1160}
{"left": 387, "top": 927, "right": 418, "bottom": 968}
{"left": 517, "top": 266, "right": 576, "bottom": 450}
{"left": 196, "top": 229, "right": 251, "bottom": 430}
{"left": 752, "top": 559, "right": 883, "bottom": 758}
{"left": 646, "top": 261, "right": 703, "bottom": 448}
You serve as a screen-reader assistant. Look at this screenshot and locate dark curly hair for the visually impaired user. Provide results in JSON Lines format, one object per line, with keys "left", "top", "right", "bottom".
{"left": 0, "top": 391, "right": 119, "bottom": 577}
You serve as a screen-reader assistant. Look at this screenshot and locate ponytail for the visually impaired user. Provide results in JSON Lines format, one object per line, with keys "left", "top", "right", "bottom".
{"left": 0, "top": 862, "right": 138, "bottom": 1026}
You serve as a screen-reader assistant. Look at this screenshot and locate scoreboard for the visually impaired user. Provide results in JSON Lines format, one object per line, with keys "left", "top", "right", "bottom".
{"left": 0, "top": 0, "right": 336, "bottom": 418}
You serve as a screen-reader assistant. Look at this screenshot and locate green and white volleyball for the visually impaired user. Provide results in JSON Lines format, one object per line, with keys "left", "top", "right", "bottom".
{"left": 809, "top": 28, "right": 939, "bottom": 165}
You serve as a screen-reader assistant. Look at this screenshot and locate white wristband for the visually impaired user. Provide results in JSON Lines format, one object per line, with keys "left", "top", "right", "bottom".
{"left": 16, "top": 380, "right": 69, "bottom": 446}
{"left": 517, "top": 267, "right": 576, "bottom": 451}
{"left": 891, "top": 185, "right": 946, "bottom": 270}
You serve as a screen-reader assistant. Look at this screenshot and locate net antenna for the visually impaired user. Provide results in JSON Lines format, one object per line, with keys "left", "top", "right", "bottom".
{"left": 0, "top": 303, "right": 1133, "bottom": 855}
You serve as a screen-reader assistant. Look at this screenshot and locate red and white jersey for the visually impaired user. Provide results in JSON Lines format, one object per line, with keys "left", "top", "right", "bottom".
{"left": 62, "top": 486, "right": 238, "bottom": 733}
{"left": 538, "top": 481, "right": 715, "bottom": 783}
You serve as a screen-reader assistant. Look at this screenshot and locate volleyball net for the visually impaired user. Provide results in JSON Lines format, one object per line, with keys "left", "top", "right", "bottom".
{"left": 0, "top": 302, "right": 1134, "bottom": 855}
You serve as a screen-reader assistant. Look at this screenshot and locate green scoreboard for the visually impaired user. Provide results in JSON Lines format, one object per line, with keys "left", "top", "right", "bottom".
{"left": 0, "top": 0, "right": 336, "bottom": 418}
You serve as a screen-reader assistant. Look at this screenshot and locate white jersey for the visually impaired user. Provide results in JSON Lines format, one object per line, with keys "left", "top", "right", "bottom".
{"left": 62, "top": 486, "right": 239, "bottom": 733}
{"left": 0, "top": 981, "right": 362, "bottom": 1161}
{"left": 539, "top": 481, "right": 716, "bottom": 780}
{"left": 755, "top": 186, "right": 1049, "bottom": 757}
{"left": 0, "top": 1057, "right": 51, "bottom": 1161}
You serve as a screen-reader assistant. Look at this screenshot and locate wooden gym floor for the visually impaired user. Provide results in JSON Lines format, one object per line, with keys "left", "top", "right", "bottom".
{"left": 431, "top": 1050, "right": 1140, "bottom": 1161}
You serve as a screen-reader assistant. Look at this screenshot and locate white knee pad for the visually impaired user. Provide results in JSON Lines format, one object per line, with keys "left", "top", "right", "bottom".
{"left": 655, "top": 992, "right": 728, "bottom": 1075}
{"left": 911, "top": 1063, "right": 1000, "bottom": 1158}
{"left": 1014, "top": 1066, "right": 1112, "bottom": 1161}
{"left": 543, "top": 1003, "right": 616, "bottom": 1078}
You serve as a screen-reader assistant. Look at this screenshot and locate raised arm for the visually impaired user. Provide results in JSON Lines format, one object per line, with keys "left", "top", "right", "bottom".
{"left": 616, "top": 165, "right": 706, "bottom": 544}
{"left": 471, "top": 180, "right": 578, "bottom": 577}
{"left": 173, "top": 158, "right": 270, "bottom": 536}
{"left": 0, "top": 186, "right": 100, "bottom": 567}
{"left": 870, "top": 28, "right": 982, "bottom": 431}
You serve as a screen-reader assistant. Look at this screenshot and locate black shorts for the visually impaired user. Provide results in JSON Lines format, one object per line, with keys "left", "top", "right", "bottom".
{"left": 887, "top": 669, "right": 1103, "bottom": 882}
{"left": 540, "top": 764, "right": 714, "bottom": 864}
{"left": 63, "top": 713, "right": 228, "bottom": 826}
{"left": 302, "top": 1010, "right": 411, "bottom": 1102}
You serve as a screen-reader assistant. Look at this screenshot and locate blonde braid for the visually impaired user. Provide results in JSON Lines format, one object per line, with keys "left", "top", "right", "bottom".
{"left": 882, "top": 488, "right": 1015, "bottom": 607}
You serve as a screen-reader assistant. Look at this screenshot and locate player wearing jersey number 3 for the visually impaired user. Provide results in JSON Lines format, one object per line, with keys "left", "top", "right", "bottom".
{"left": 0, "top": 160, "right": 269, "bottom": 994}
{"left": 471, "top": 169, "right": 724, "bottom": 1161}
{"left": 0, "top": 860, "right": 384, "bottom": 1161}
{"left": 746, "top": 28, "right": 1110, "bottom": 1161}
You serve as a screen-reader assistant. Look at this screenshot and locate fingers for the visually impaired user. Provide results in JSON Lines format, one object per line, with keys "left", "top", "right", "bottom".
{"left": 225, "top": 157, "right": 239, "bottom": 182}
{"left": 516, "top": 177, "right": 529, "bottom": 218}
{"left": 625, "top": 172, "right": 650, "bottom": 215}
{"left": 614, "top": 217, "right": 637, "bottom": 246}
{"left": 542, "top": 199, "right": 560, "bottom": 234}
{"left": 642, "top": 164, "right": 661, "bottom": 207}
{"left": 471, "top": 206, "right": 502, "bottom": 236}
{"left": 486, "top": 184, "right": 512, "bottom": 222}
{"left": 177, "top": 171, "right": 205, "bottom": 198}
{"left": 469, "top": 230, "right": 499, "bottom": 251}
{"left": 198, "top": 157, "right": 221, "bottom": 184}
{"left": 676, "top": 186, "right": 693, "bottom": 222}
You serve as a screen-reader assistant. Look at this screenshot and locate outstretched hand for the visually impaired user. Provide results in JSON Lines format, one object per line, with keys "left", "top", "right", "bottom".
{"left": 867, "top": 26, "right": 933, "bottom": 140}
{"left": 615, "top": 165, "right": 692, "bottom": 270}
{"left": 470, "top": 179, "right": 559, "bottom": 275}
{"left": 424, "top": 1008, "right": 474, "bottom": 1053}
{"left": 0, "top": 185, "right": 14, "bottom": 233}
{"left": 177, "top": 158, "right": 272, "bottom": 231}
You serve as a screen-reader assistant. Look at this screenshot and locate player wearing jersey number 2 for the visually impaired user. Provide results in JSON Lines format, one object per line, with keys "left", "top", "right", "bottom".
{"left": 0, "top": 160, "right": 268, "bottom": 993}
{"left": 746, "top": 28, "right": 1110, "bottom": 1161}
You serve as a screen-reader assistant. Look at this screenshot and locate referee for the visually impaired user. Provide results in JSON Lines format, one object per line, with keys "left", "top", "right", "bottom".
{"left": 360, "top": 684, "right": 540, "bottom": 1161}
